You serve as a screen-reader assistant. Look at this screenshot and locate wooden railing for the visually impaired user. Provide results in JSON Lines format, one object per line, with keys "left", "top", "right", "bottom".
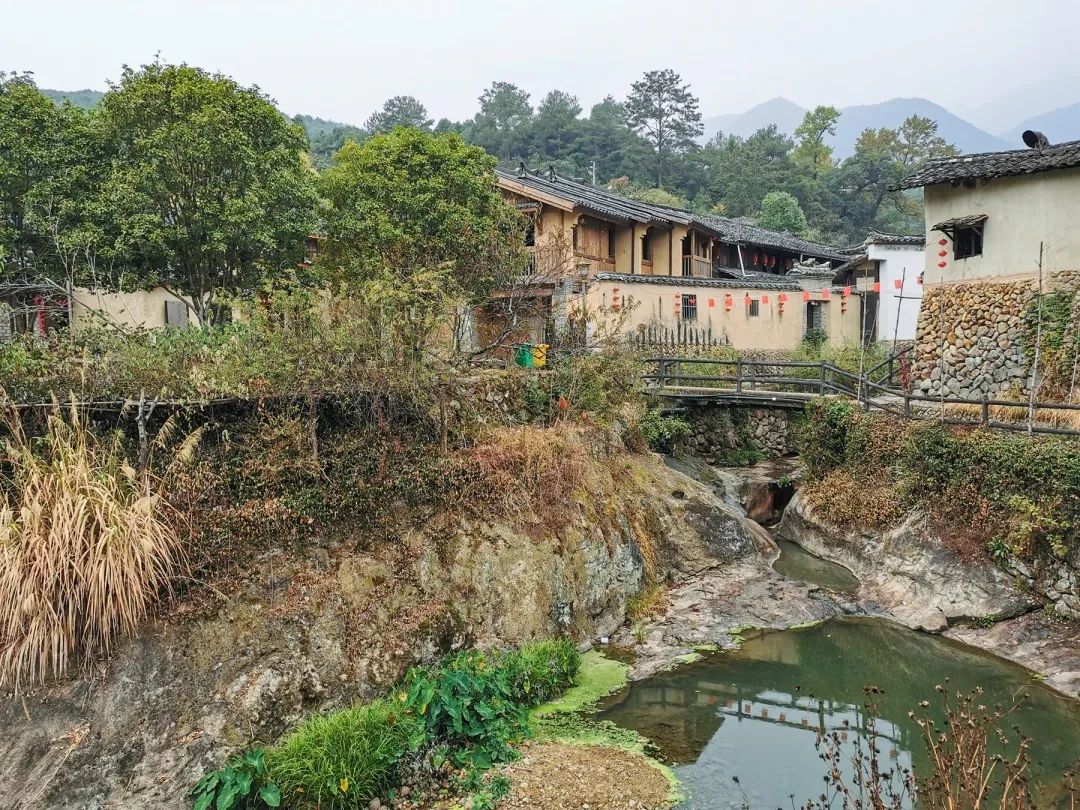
{"left": 681, "top": 255, "right": 712, "bottom": 277}
{"left": 644, "top": 353, "right": 1080, "bottom": 437}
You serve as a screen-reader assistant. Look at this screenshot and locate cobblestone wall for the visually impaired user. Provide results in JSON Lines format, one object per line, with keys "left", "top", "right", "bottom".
{"left": 683, "top": 405, "right": 795, "bottom": 461}
{"left": 913, "top": 270, "right": 1080, "bottom": 398}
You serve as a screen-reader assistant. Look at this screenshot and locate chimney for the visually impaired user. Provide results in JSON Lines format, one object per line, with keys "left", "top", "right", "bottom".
{"left": 1022, "top": 130, "right": 1050, "bottom": 150}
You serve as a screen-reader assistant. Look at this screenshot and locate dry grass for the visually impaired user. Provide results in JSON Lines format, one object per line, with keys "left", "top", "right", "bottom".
{"left": 462, "top": 425, "right": 589, "bottom": 531}
{"left": 803, "top": 469, "right": 905, "bottom": 532}
{"left": 0, "top": 401, "right": 186, "bottom": 689}
{"left": 941, "top": 397, "right": 1080, "bottom": 431}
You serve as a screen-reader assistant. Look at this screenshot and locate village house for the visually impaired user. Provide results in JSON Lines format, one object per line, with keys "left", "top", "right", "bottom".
{"left": 896, "top": 132, "right": 1080, "bottom": 398}
{"left": 487, "top": 165, "right": 860, "bottom": 352}
{"left": 833, "top": 232, "right": 925, "bottom": 343}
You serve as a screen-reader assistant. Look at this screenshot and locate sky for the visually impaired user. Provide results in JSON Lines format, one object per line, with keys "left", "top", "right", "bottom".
{"left": 3, "top": 0, "right": 1079, "bottom": 131}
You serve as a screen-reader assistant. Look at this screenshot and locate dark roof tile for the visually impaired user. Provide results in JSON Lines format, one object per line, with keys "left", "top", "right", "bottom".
{"left": 896, "top": 140, "right": 1080, "bottom": 189}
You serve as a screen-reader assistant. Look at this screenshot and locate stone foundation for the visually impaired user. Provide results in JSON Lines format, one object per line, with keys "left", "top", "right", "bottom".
{"left": 913, "top": 270, "right": 1080, "bottom": 398}
{"left": 682, "top": 405, "right": 796, "bottom": 461}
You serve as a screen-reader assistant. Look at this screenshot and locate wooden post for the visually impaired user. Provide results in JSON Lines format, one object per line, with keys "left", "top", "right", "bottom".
{"left": 981, "top": 394, "right": 990, "bottom": 427}
{"left": 736, "top": 359, "right": 743, "bottom": 394}
{"left": 904, "top": 392, "right": 911, "bottom": 418}
{"left": 819, "top": 363, "right": 826, "bottom": 395}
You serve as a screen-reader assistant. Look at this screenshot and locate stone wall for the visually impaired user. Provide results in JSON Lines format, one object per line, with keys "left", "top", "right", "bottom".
{"left": 913, "top": 270, "right": 1080, "bottom": 399}
{"left": 682, "top": 405, "right": 795, "bottom": 461}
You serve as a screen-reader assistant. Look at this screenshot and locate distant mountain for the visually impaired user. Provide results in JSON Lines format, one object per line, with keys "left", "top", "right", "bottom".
{"left": 965, "top": 73, "right": 1080, "bottom": 135}
{"left": 292, "top": 113, "right": 361, "bottom": 140}
{"left": 1001, "top": 102, "right": 1080, "bottom": 145}
{"left": 41, "top": 88, "right": 103, "bottom": 109}
{"left": 702, "top": 97, "right": 806, "bottom": 142}
{"left": 828, "top": 98, "right": 1010, "bottom": 158}
{"left": 702, "top": 96, "right": 1010, "bottom": 158}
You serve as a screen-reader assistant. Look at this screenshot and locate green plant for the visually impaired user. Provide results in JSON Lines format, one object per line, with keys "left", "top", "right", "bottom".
{"left": 267, "top": 699, "right": 424, "bottom": 808}
{"left": 638, "top": 409, "right": 692, "bottom": 451}
{"left": 191, "top": 749, "right": 281, "bottom": 810}
{"left": 456, "top": 768, "right": 511, "bottom": 810}
{"left": 987, "top": 537, "right": 1012, "bottom": 565}
{"left": 0, "top": 401, "right": 187, "bottom": 689}
{"left": 401, "top": 640, "right": 580, "bottom": 769}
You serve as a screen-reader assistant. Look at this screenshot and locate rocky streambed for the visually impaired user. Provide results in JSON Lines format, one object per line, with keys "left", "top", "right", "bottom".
{"left": 615, "top": 458, "right": 1080, "bottom": 699}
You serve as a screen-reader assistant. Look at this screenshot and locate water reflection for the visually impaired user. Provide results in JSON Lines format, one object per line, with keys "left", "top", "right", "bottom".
{"left": 771, "top": 536, "right": 860, "bottom": 592}
{"left": 599, "top": 618, "right": 1080, "bottom": 809}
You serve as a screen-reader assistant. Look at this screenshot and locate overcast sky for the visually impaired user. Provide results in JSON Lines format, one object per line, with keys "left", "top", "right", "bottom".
{"left": 3, "top": 0, "right": 1078, "bottom": 129}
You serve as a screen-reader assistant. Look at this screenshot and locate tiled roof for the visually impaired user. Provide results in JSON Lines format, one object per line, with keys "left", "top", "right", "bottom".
{"left": 931, "top": 214, "right": 987, "bottom": 232}
{"left": 841, "top": 231, "right": 926, "bottom": 253}
{"left": 895, "top": 140, "right": 1080, "bottom": 189}
{"left": 497, "top": 166, "right": 845, "bottom": 262}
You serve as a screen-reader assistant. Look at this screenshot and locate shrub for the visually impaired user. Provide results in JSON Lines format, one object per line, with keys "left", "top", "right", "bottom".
{"left": 401, "top": 639, "right": 580, "bottom": 768}
{"left": 0, "top": 402, "right": 186, "bottom": 688}
{"left": 267, "top": 699, "right": 424, "bottom": 808}
{"left": 638, "top": 410, "right": 692, "bottom": 451}
{"left": 190, "top": 748, "right": 281, "bottom": 810}
{"left": 506, "top": 638, "right": 581, "bottom": 704}
{"left": 798, "top": 399, "right": 859, "bottom": 480}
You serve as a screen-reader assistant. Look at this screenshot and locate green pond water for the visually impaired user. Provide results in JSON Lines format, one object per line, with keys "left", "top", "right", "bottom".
{"left": 598, "top": 618, "right": 1080, "bottom": 809}
{"left": 771, "top": 535, "right": 860, "bottom": 592}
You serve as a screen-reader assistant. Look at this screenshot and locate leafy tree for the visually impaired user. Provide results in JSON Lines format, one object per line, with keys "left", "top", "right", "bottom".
{"left": 624, "top": 69, "right": 703, "bottom": 187}
{"left": 757, "top": 191, "right": 808, "bottom": 234}
{"left": 317, "top": 129, "right": 527, "bottom": 355}
{"left": 364, "top": 95, "right": 433, "bottom": 135}
{"left": 703, "top": 126, "right": 799, "bottom": 217}
{"left": 468, "top": 81, "right": 532, "bottom": 161}
{"left": 793, "top": 106, "right": 841, "bottom": 174}
{"left": 0, "top": 72, "right": 106, "bottom": 289}
{"left": 535, "top": 90, "right": 582, "bottom": 123}
{"left": 95, "top": 62, "right": 317, "bottom": 325}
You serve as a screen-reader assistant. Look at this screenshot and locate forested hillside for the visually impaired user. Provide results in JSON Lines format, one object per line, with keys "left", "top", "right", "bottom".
{"left": 40, "top": 70, "right": 964, "bottom": 244}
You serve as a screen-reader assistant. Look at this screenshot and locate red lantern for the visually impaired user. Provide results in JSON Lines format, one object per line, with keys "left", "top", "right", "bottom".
{"left": 761, "top": 294, "right": 770, "bottom": 304}
{"left": 802, "top": 291, "right": 811, "bottom": 302}
{"left": 937, "top": 250, "right": 947, "bottom": 258}
{"left": 938, "top": 238, "right": 948, "bottom": 246}
{"left": 753, "top": 252, "right": 759, "bottom": 265}
{"left": 937, "top": 261, "right": 947, "bottom": 269}
{"left": 707, "top": 297, "right": 716, "bottom": 308}
{"left": 778, "top": 293, "right": 788, "bottom": 303}
{"left": 873, "top": 281, "right": 881, "bottom": 293}
{"left": 842, "top": 286, "right": 851, "bottom": 298}
{"left": 893, "top": 278, "right": 903, "bottom": 290}
{"left": 821, "top": 288, "right": 831, "bottom": 299}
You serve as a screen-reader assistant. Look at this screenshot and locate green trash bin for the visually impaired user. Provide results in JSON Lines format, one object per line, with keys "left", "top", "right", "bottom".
{"left": 512, "top": 343, "right": 534, "bottom": 368}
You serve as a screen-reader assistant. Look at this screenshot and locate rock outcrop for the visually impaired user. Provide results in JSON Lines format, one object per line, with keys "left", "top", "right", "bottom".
{"left": 0, "top": 454, "right": 754, "bottom": 810}
{"left": 777, "top": 492, "right": 1036, "bottom": 632}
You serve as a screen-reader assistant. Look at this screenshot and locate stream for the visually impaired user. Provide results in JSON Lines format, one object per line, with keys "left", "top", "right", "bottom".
{"left": 600, "top": 617, "right": 1080, "bottom": 808}
{"left": 599, "top": 465, "right": 1080, "bottom": 808}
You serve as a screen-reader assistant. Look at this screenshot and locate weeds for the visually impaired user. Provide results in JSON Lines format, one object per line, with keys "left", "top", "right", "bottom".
{"left": 0, "top": 400, "right": 186, "bottom": 688}
{"left": 190, "top": 748, "right": 281, "bottom": 810}
{"left": 267, "top": 699, "right": 424, "bottom": 809}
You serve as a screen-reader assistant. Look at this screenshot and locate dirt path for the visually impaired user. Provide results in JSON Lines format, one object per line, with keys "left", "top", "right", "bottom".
{"left": 499, "top": 742, "right": 672, "bottom": 809}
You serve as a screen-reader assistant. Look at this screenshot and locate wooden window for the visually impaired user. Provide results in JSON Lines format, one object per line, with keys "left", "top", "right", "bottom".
{"left": 524, "top": 215, "right": 536, "bottom": 247}
{"left": 681, "top": 294, "right": 697, "bottom": 321}
{"left": 954, "top": 226, "right": 983, "bottom": 260}
{"left": 748, "top": 299, "right": 760, "bottom": 317}
{"left": 641, "top": 233, "right": 652, "bottom": 262}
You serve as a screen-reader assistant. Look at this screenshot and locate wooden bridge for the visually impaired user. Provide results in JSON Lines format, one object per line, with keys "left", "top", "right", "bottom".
{"left": 643, "top": 351, "right": 1080, "bottom": 437}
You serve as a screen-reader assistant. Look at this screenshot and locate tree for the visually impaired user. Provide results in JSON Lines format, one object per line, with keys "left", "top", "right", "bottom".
{"left": 364, "top": 95, "right": 433, "bottom": 135}
{"left": 317, "top": 129, "right": 526, "bottom": 355}
{"left": 757, "top": 191, "right": 808, "bottom": 234}
{"left": 468, "top": 81, "right": 532, "bottom": 161}
{"left": 624, "top": 69, "right": 703, "bottom": 187}
{"left": 96, "top": 62, "right": 317, "bottom": 325}
{"left": 793, "top": 106, "right": 841, "bottom": 174}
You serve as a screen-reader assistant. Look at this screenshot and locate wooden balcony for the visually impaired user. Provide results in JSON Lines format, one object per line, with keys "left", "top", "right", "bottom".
{"left": 681, "top": 255, "right": 712, "bottom": 278}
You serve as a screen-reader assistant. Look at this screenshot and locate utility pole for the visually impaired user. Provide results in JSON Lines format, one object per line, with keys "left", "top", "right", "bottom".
{"left": 1027, "top": 242, "right": 1044, "bottom": 435}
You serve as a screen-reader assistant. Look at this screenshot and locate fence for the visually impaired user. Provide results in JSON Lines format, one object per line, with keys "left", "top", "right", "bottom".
{"left": 628, "top": 322, "right": 729, "bottom": 350}
{"left": 645, "top": 353, "right": 1080, "bottom": 437}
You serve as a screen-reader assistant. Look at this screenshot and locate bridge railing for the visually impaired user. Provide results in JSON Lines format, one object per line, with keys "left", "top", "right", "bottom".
{"left": 645, "top": 355, "right": 1080, "bottom": 437}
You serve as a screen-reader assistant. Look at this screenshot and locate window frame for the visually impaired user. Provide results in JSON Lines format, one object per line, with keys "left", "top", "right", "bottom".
{"left": 681, "top": 293, "right": 698, "bottom": 322}
{"left": 953, "top": 225, "right": 983, "bottom": 260}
